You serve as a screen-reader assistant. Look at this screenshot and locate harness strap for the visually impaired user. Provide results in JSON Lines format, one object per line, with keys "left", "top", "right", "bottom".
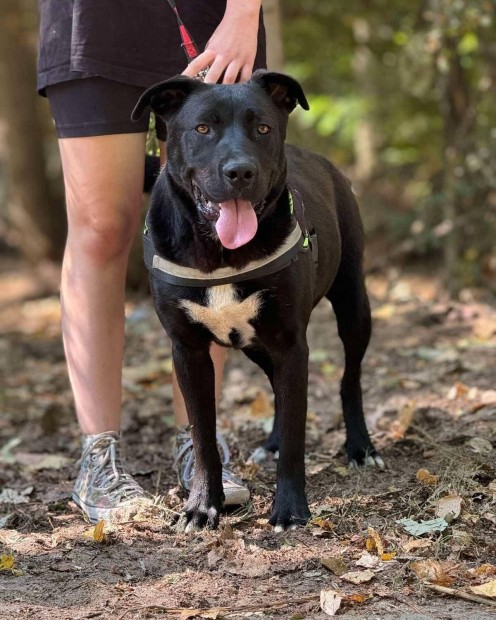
{"left": 143, "top": 186, "right": 318, "bottom": 287}
{"left": 144, "top": 221, "right": 304, "bottom": 287}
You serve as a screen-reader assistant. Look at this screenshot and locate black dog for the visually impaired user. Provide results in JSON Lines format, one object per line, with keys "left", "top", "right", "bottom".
{"left": 132, "top": 71, "right": 382, "bottom": 532}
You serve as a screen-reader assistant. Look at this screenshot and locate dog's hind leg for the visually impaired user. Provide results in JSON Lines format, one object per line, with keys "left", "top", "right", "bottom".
{"left": 243, "top": 349, "right": 280, "bottom": 463}
{"left": 326, "top": 263, "right": 384, "bottom": 469}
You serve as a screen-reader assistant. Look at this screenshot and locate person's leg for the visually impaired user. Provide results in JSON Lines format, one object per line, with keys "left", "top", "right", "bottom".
{"left": 59, "top": 133, "right": 147, "bottom": 434}
{"left": 58, "top": 132, "right": 153, "bottom": 523}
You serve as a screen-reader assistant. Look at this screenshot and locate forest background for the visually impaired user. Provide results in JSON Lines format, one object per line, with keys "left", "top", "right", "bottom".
{"left": 0, "top": 0, "right": 495, "bottom": 297}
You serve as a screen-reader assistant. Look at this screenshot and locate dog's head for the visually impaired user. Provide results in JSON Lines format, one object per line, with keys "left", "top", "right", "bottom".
{"left": 132, "top": 71, "right": 309, "bottom": 249}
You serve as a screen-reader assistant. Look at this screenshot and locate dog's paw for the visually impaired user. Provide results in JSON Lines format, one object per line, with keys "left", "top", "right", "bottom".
{"left": 174, "top": 503, "right": 221, "bottom": 533}
{"left": 269, "top": 492, "right": 310, "bottom": 531}
{"left": 174, "top": 486, "right": 224, "bottom": 533}
{"left": 348, "top": 446, "right": 385, "bottom": 470}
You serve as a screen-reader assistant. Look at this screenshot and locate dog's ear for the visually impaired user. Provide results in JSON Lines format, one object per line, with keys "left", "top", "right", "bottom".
{"left": 131, "top": 76, "right": 206, "bottom": 121}
{"left": 251, "top": 70, "right": 309, "bottom": 112}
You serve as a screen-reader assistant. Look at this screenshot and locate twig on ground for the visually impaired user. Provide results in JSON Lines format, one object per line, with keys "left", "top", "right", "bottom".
{"left": 117, "top": 593, "right": 320, "bottom": 619}
{"left": 425, "top": 583, "right": 496, "bottom": 608}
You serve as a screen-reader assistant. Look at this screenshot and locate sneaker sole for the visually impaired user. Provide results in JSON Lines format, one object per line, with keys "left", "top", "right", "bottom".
{"left": 224, "top": 487, "right": 251, "bottom": 506}
{"left": 72, "top": 491, "right": 113, "bottom": 524}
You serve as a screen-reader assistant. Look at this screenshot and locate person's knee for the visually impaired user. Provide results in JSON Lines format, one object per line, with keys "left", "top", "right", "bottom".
{"left": 67, "top": 199, "right": 141, "bottom": 264}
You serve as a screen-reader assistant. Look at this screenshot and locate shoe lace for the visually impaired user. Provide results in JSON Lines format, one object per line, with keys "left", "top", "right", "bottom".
{"left": 174, "top": 431, "right": 231, "bottom": 487}
{"left": 79, "top": 433, "right": 143, "bottom": 497}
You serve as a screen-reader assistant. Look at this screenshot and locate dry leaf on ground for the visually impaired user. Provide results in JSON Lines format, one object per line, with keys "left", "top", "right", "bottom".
{"left": 321, "top": 556, "right": 348, "bottom": 576}
{"left": 0, "top": 554, "right": 23, "bottom": 576}
{"left": 320, "top": 589, "right": 342, "bottom": 616}
{"left": 402, "top": 539, "right": 433, "bottom": 552}
{"left": 410, "top": 559, "right": 455, "bottom": 586}
{"left": 389, "top": 401, "right": 416, "bottom": 440}
{"left": 15, "top": 452, "right": 71, "bottom": 471}
{"left": 356, "top": 551, "right": 380, "bottom": 569}
{"left": 470, "top": 580, "right": 496, "bottom": 598}
{"left": 366, "top": 526, "right": 384, "bottom": 556}
{"left": 342, "top": 570, "right": 375, "bottom": 584}
{"left": 397, "top": 517, "right": 448, "bottom": 537}
{"left": 83, "top": 520, "right": 106, "bottom": 543}
{"left": 435, "top": 495, "right": 463, "bottom": 522}
{"left": 416, "top": 469, "right": 439, "bottom": 485}
{"left": 0, "top": 486, "right": 33, "bottom": 504}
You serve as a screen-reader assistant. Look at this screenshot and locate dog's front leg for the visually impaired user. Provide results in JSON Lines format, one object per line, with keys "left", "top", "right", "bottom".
{"left": 172, "top": 341, "right": 224, "bottom": 532}
{"left": 269, "top": 336, "right": 311, "bottom": 530}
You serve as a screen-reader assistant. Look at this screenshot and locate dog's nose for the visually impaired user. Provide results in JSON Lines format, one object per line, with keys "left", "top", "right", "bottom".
{"left": 222, "top": 161, "right": 257, "bottom": 187}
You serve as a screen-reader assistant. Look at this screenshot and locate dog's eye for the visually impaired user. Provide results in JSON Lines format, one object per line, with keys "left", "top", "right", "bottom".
{"left": 195, "top": 124, "right": 210, "bottom": 134}
{"left": 257, "top": 124, "right": 271, "bottom": 135}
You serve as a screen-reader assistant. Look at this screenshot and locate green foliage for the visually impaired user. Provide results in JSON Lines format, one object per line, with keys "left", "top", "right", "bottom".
{"left": 283, "top": 0, "right": 496, "bottom": 291}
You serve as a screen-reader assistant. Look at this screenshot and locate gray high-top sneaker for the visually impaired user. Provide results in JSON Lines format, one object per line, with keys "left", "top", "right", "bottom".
{"left": 173, "top": 427, "right": 250, "bottom": 506}
{"left": 72, "top": 431, "right": 150, "bottom": 524}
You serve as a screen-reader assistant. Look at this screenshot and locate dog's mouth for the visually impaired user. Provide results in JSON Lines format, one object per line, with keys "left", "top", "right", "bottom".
{"left": 193, "top": 183, "right": 265, "bottom": 250}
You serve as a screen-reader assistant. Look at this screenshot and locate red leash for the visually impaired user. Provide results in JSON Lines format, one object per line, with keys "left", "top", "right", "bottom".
{"left": 166, "top": 0, "right": 201, "bottom": 63}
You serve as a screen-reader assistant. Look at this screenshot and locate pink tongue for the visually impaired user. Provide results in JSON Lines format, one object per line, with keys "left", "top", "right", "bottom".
{"left": 215, "top": 199, "right": 258, "bottom": 249}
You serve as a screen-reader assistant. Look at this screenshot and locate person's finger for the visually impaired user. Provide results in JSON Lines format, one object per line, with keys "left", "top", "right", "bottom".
{"left": 182, "top": 50, "right": 215, "bottom": 78}
{"left": 239, "top": 63, "right": 255, "bottom": 84}
{"left": 203, "top": 56, "right": 227, "bottom": 84}
{"left": 222, "top": 61, "right": 242, "bottom": 84}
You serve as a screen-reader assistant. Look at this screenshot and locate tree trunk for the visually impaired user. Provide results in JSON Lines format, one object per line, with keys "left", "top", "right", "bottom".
{"left": 0, "top": 0, "right": 66, "bottom": 263}
{"left": 439, "top": 36, "right": 473, "bottom": 295}
{"left": 352, "top": 18, "right": 377, "bottom": 183}
{"left": 263, "top": 0, "right": 285, "bottom": 71}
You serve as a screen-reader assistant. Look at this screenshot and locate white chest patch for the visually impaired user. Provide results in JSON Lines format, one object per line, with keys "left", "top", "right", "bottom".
{"left": 180, "top": 284, "right": 263, "bottom": 347}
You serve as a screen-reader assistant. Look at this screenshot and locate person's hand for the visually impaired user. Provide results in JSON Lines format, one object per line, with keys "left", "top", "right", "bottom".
{"left": 182, "top": 0, "right": 261, "bottom": 84}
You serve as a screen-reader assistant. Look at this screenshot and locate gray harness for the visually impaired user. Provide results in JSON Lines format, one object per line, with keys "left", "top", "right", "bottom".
{"left": 143, "top": 186, "right": 318, "bottom": 287}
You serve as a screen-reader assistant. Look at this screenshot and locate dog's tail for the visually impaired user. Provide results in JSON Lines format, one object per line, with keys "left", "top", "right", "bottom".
{"left": 144, "top": 154, "right": 161, "bottom": 193}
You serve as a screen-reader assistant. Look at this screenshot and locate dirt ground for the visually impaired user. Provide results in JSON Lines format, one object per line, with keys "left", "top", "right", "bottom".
{"left": 0, "top": 260, "right": 495, "bottom": 619}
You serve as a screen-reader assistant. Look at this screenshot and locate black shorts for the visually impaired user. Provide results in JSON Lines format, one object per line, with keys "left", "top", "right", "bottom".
{"left": 46, "top": 77, "right": 168, "bottom": 140}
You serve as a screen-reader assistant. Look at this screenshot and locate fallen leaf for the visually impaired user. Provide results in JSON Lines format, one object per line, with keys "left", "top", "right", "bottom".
{"left": 396, "top": 517, "right": 449, "bottom": 537}
{"left": 366, "top": 526, "right": 384, "bottom": 556}
{"left": 93, "top": 520, "right": 106, "bottom": 542}
{"left": 0, "top": 554, "right": 22, "bottom": 576}
{"left": 0, "top": 513, "right": 14, "bottom": 529}
{"left": 435, "top": 495, "right": 463, "bottom": 522}
{"left": 321, "top": 362, "right": 338, "bottom": 376}
{"left": 345, "top": 593, "right": 369, "bottom": 604}
{"left": 389, "top": 401, "right": 416, "bottom": 440}
{"left": 447, "top": 382, "right": 469, "bottom": 400}
{"left": 14, "top": 452, "right": 72, "bottom": 471}
{"left": 381, "top": 552, "right": 396, "bottom": 561}
{"left": 321, "top": 556, "right": 348, "bottom": 576}
{"left": 249, "top": 390, "right": 273, "bottom": 418}
{"left": 0, "top": 486, "right": 33, "bottom": 505}
{"left": 312, "top": 518, "right": 334, "bottom": 531}
{"left": 320, "top": 589, "right": 342, "bottom": 616}
{"left": 402, "top": 539, "right": 433, "bottom": 552}
{"left": 473, "top": 564, "right": 496, "bottom": 577}
{"left": 416, "top": 469, "right": 439, "bottom": 485}
{"left": 84, "top": 520, "right": 107, "bottom": 543}
{"left": 0, "top": 555, "right": 15, "bottom": 570}
{"left": 342, "top": 570, "right": 375, "bottom": 584}
{"left": 410, "top": 559, "right": 455, "bottom": 586}
{"left": 470, "top": 579, "right": 496, "bottom": 598}
{"left": 356, "top": 551, "right": 380, "bottom": 569}
{"left": 465, "top": 437, "right": 493, "bottom": 455}
{"left": 372, "top": 304, "right": 396, "bottom": 320}
{"left": 481, "top": 389, "right": 496, "bottom": 404}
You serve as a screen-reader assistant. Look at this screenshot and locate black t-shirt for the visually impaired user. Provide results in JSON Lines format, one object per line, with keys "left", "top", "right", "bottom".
{"left": 37, "top": 0, "right": 266, "bottom": 95}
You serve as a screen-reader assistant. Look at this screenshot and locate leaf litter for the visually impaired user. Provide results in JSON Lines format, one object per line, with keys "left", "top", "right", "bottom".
{"left": 1, "top": 271, "right": 496, "bottom": 618}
